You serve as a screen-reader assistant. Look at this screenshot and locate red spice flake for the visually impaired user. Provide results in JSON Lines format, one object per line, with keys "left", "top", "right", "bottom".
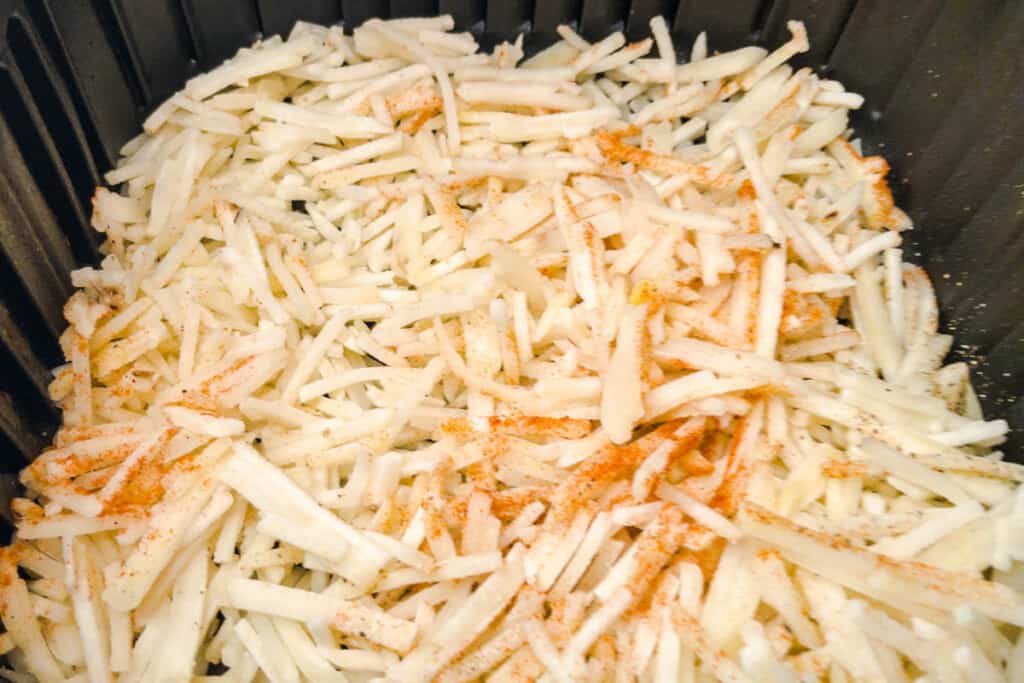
{"left": 737, "top": 179, "right": 757, "bottom": 201}
{"left": 545, "top": 594, "right": 587, "bottom": 646}
{"left": 678, "top": 522, "right": 717, "bottom": 552}
{"left": 450, "top": 487, "right": 546, "bottom": 524}
{"left": 489, "top": 487, "right": 545, "bottom": 521}
{"left": 743, "top": 385, "right": 791, "bottom": 404}
{"left": 426, "top": 185, "right": 469, "bottom": 235}
{"left": 627, "top": 505, "right": 689, "bottom": 605}
{"left": 71, "top": 467, "right": 116, "bottom": 493}
{"left": 0, "top": 547, "right": 19, "bottom": 588}
{"left": 822, "top": 459, "right": 870, "bottom": 479}
{"left": 425, "top": 511, "right": 447, "bottom": 544}
{"left": 440, "top": 175, "right": 489, "bottom": 194}
{"left": 550, "top": 422, "right": 675, "bottom": 526}
{"left": 663, "top": 419, "right": 712, "bottom": 472}
{"left": 651, "top": 562, "right": 685, "bottom": 611}
{"left": 681, "top": 537, "right": 726, "bottom": 584}
{"left": 465, "top": 457, "right": 499, "bottom": 492}
{"left": 550, "top": 420, "right": 706, "bottom": 527}
{"left": 710, "top": 459, "right": 750, "bottom": 519}
{"left": 708, "top": 415, "right": 756, "bottom": 518}
{"left": 110, "top": 373, "right": 141, "bottom": 398}
{"left": 601, "top": 488, "right": 639, "bottom": 512}
{"left": 100, "top": 429, "right": 177, "bottom": 516}
{"left": 746, "top": 207, "right": 761, "bottom": 234}
{"left": 30, "top": 440, "right": 138, "bottom": 486}
{"left": 822, "top": 294, "right": 844, "bottom": 318}
{"left": 593, "top": 129, "right": 733, "bottom": 188}
{"left": 609, "top": 124, "right": 642, "bottom": 139}
{"left": 438, "top": 416, "right": 592, "bottom": 441}
{"left": 399, "top": 109, "right": 435, "bottom": 135}
{"left": 676, "top": 449, "right": 714, "bottom": 477}
{"left": 195, "top": 356, "right": 258, "bottom": 404}
{"left": 868, "top": 172, "right": 897, "bottom": 226}
{"left": 780, "top": 291, "right": 828, "bottom": 337}
{"left": 629, "top": 280, "right": 664, "bottom": 307}
{"left": 730, "top": 252, "right": 762, "bottom": 347}
{"left": 386, "top": 82, "right": 442, "bottom": 119}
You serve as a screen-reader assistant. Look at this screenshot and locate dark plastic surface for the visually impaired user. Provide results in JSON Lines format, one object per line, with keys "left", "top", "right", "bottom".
{"left": 0, "top": 0, "right": 1020, "bottom": 511}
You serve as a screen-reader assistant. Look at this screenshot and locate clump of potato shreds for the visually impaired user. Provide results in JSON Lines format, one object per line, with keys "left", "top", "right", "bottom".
{"left": 3, "top": 14, "right": 1024, "bottom": 683}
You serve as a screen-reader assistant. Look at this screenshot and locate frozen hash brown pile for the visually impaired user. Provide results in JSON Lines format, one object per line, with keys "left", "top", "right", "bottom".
{"left": 3, "top": 14, "right": 1024, "bottom": 683}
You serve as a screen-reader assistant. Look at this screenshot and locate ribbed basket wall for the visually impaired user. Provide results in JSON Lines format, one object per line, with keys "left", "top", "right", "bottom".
{"left": 0, "top": 0, "right": 1020, "bottom": 521}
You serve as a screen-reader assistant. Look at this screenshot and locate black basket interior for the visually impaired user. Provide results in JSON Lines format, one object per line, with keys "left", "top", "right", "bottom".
{"left": 0, "top": 0, "right": 1020, "bottom": 523}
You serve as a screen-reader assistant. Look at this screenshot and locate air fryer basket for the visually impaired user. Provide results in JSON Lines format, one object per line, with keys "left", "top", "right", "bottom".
{"left": 0, "top": 0, "right": 1020, "bottom": 528}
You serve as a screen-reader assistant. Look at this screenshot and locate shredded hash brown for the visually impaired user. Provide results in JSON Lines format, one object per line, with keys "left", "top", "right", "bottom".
{"left": 0, "top": 13, "right": 1022, "bottom": 683}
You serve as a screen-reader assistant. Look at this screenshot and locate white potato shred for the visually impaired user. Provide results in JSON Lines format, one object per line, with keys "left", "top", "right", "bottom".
{"left": 3, "top": 14, "right": 1024, "bottom": 683}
